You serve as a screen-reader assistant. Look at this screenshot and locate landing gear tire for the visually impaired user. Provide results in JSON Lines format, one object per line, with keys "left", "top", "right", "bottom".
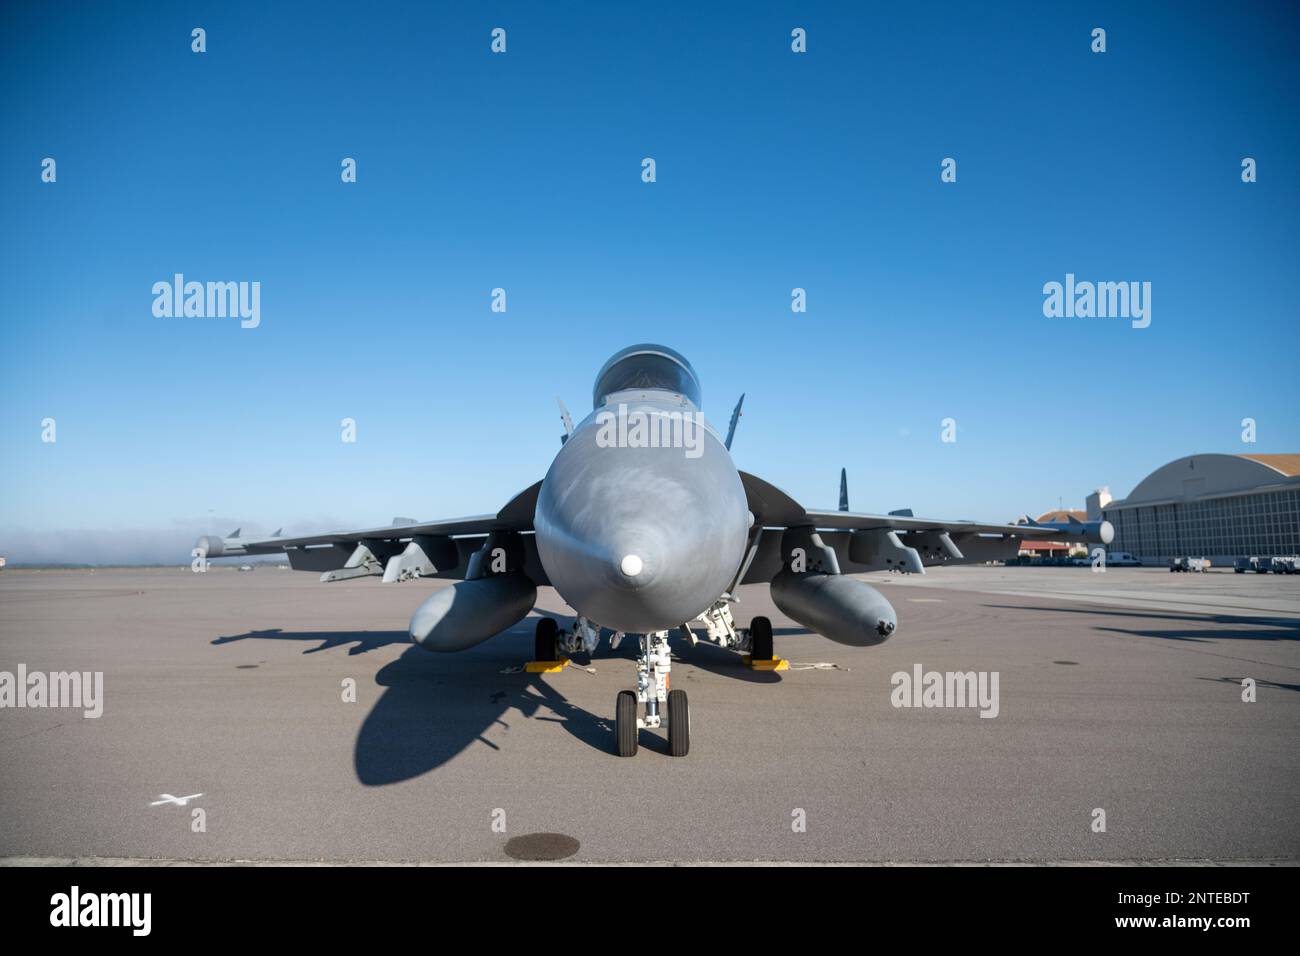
{"left": 667, "top": 688, "right": 690, "bottom": 757}
{"left": 750, "top": 615, "right": 774, "bottom": 661}
{"left": 535, "top": 617, "right": 559, "bottom": 661}
{"left": 615, "top": 690, "right": 638, "bottom": 757}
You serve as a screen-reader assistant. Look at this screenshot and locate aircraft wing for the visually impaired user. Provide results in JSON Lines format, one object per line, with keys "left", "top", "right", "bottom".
{"left": 194, "top": 481, "right": 545, "bottom": 584}
{"left": 800, "top": 510, "right": 1077, "bottom": 537}
{"left": 734, "top": 471, "right": 1113, "bottom": 583}
{"left": 212, "top": 515, "right": 507, "bottom": 552}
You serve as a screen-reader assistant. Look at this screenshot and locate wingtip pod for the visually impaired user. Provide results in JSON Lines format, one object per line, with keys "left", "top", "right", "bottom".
{"left": 1020, "top": 518, "right": 1114, "bottom": 545}
{"left": 195, "top": 534, "right": 247, "bottom": 557}
{"left": 769, "top": 569, "right": 897, "bottom": 646}
{"left": 1066, "top": 519, "right": 1115, "bottom": 544}
{"left": 409, "top": 571, "right": 537, "bottom": 652}
{"left": 196, "top": 526, "right": 260, "bottom": 557}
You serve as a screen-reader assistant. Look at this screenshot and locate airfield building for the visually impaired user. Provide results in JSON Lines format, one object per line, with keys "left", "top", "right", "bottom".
{"left": 1100, "top": 454, "right": 1300, "bottom": 565}
{"left": 1018, "top": 510, "right": 1088, "bottom": 558}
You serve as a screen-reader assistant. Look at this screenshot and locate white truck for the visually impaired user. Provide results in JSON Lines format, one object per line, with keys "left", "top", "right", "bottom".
{"left": 1235, "top": 556, "right": 1298, "bottom": 574}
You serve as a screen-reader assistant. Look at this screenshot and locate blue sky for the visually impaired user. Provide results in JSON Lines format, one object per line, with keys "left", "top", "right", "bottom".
{"left": 1, "top": 1, "right": 1297, "bottom": 562}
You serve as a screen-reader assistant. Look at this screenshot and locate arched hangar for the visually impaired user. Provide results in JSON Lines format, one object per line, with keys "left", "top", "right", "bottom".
{"left": 1102, "top": 454, "right": 1299, "bottom": 564}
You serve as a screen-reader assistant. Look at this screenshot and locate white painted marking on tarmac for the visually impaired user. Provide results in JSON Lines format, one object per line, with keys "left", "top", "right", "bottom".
{"left": 150, "top": 793, "right": 203, "bottom": 807}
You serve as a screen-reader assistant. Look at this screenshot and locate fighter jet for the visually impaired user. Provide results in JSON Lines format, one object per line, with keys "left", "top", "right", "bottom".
{"left": 196, "top": 343, "right": 1112, "bottom": 757}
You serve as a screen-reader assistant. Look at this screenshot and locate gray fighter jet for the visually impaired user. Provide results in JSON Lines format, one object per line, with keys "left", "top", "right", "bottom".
{"left": 196, "top": 344, "right": 1111, "bottom": 757}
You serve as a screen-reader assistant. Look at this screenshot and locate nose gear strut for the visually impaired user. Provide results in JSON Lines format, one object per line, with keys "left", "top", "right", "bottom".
{"left": 615, "top": 630, "right": 689, "bottom": 757}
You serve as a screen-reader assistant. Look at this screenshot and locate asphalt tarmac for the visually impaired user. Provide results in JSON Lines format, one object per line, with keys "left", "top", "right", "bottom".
{"left": 1, "top": 566, "right": 1297, "bottom": 863}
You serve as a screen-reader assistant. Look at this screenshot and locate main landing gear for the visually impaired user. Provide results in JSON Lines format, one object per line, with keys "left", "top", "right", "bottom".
{"left": 748, "top": 615, "right": 773, "bottom": 661}
{"left": 534, "top": 617, "right": 559, "bottom": 661}
{"left": 686, "top": 601, "right": 776, "bottom": 663}
{"left": 616, "top": 630, "right": 689, "bottom": 757}
{"left": 534, "top": 615, "right": 603, "bottom": 662}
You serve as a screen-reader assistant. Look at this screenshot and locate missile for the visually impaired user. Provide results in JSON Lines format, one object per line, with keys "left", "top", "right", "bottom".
{"left": 1019, "top": 517, "right": 1114, "bottom": 544}
{"left": 769, "top": 569, "right": 897, "bottom": 646}
{"left": 409, "top": 571, "right": 537, "bottom": 652}
{"left": 194, "top": 529, "right": 246, "bottom": 558}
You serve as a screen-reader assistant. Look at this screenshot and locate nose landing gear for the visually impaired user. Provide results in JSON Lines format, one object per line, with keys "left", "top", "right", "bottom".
{"left": 615, "top": 630, "right": 689, "bottom": 757}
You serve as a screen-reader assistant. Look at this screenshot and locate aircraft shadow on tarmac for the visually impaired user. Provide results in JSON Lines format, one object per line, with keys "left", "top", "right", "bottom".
{"left": 355, "top": 639, "right": 610, "bottom": 784}
{"left": 212, "top": 628, "right": 409, "bottom": 655}
{"left": 982, "top": 604, "right": 1300, "bottom": 643}
{"left": 1197, "top": 676, "right": 1300, "bottom": 694}
{"left": 213, "top": 609, "right": 787, "bottom": 785}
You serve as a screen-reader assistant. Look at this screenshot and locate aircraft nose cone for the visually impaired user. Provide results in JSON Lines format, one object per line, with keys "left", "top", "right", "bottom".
{"left": 533, "top": 410, "right": 750, "bottom": 635}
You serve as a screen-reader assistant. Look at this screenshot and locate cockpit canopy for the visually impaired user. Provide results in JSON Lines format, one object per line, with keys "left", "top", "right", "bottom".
{"left": 592, "top": 344, "right": 702, "bottom": 410}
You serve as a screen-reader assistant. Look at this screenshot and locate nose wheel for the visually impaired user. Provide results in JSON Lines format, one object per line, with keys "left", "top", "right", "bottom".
{"left": 615, "top": 690, "right": 638, "bottom": 757}
{"left": 667, "top": 688, "right": 690, "bottom": 756}
{"left": 614, "top": 630, "right": 689, "bottom": 757}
